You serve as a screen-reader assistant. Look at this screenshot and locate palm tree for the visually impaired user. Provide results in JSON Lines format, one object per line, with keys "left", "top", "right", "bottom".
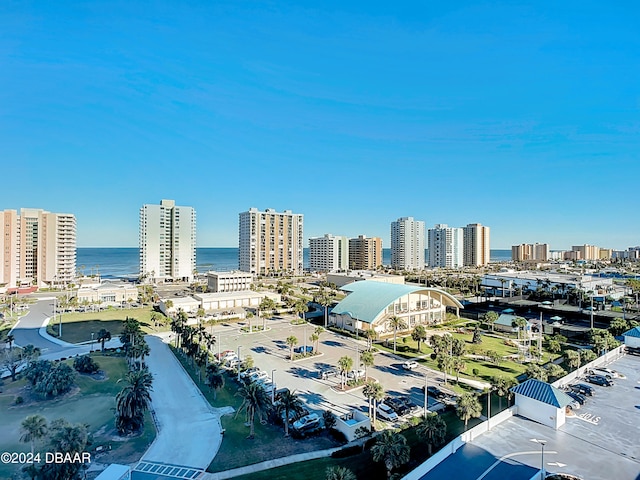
{"left": 483, "top": 311, "right": 499, "bottom": 332}
{"left": 361, "top": 350, "right": 374, "bottom": 380}
{"left": 362, "top": 380, "right": 377, "bottom": 419}
{"left": 310, "top": 332, "right": 319, "bottom": 353}
{"left": 294, "top": 299, "right": 308, "bottom": 323}
{"left": 456, "top": 392, "right": 482, "bottom": 430}
{"left": 436, "top": 354, "right": 453, "bottom": 384}
{"left": 337, "top": 355, "right": 353, "bottom": 389}
{"left": 371, "top": 430, "right": 411, "bottom": 478}
{"left": 325, "top": 466, "right": 357, "bottom": 480}
{"left": 313, "top": 326, "right": 324, "bottom": 352}
{"left": 411, "top": 325, "right": 427, "bottom": 352}
{"left": 7, "top": 333, "right": 15, "bottom": 350}
{"left": 206, "top": 363, "right": 225, "bottom": 400}
{"left": 96, "top": 328, "right": 111, "bottom": 352}
{"left": 566, "top": 350, "right": 581, "bottom": 370}
{"left": 388, "top": 316, "right": 406, "bottom": 353}
{"left": 416, "top": 412, "right": 446, "bottom": 455}
{"left": 116, "top": 369, "right": 154, "bottom": 434}
{"left": 491, "top": 375, "right": 517, "bottom": 411}
{"left": 276, "top": 389, "right": 304, "bottom": 436}
{"left": 235, "top": 381, "right": 272, "bottom": 439}
{"left": 286, "top": 335, "right": 298, "bottom": 360}
{"left": 453, "top": 357, "right": 466, "bottom": 382}
{"left": 20, "top": 415, "right": 48, "bottom": 457}
{"left": 318, "top": 291, "right": 335, "bottom": 328}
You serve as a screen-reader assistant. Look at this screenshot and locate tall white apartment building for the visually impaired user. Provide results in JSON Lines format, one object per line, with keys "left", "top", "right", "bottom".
{"left": 390, "top": 217, "right": 425, "bottom": 270}
{"left": 309, "top": 234, "right": 349, "bottom": 272}
{"left": 463, "top": 223, "right": 491, "bottom": 266}
{"left": 428, "top": 224, "right": 463, "bottom": 268}
{"left": 139, "top": 199, "right": 196, "bottom": 282}
{"left": 0, "top": 208, "right": 76, "bottom": 288}
{"left": 239, "top": 208, "right": 304, "bottom": 276}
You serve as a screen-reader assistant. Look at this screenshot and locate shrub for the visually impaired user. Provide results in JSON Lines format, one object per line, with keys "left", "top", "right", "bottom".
{"left": 74, "top": 355, "right": 100, "bottom": 374}
{"left": 328, "top": 428, "right": 348, "bottom": 444}
{"left": 15, "top": 396, "right": 24, "bottom": 404}
{"left": 331, "top": 445, "right": 360, "bottom": 458}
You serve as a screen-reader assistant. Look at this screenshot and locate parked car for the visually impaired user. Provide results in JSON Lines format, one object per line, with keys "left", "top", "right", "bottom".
{"left": 424, "top": 385, "right": 447, "bottom": 400}
{"left": 376, "top": 403, "right": 399, "bottom": 422}
{"left": 566, "top": 391, "right": 587, "bottom": 405}
{"left": 569, "top": 383, "right": 595, "bottom": 396}
{"left": 401, "top": 397, "right": 421, "bottom": 414}
{"left": 294, "top": 345, "right": 314, "bottom": 354}
{"left": 402, "top": 360, "right": 419, "bottom": 370}
{"left": 216, "top": 350, "right": 235, "bottom": 361}
{"left": 226, "top": 357, "right": 240, "bottom": 368}
{"left": 292, "top": 413, "right": 320, "bottom": 431}
{"left": 347, "top": 369, "right": 365, "bottom": 380}
{"left": 590, "top": 367, "right": 619, "bottom": 379}
{"left": 567, "top": 399, "right": 581, "bottom": 410}
{"left": 240, "top": 366, "right": 260, "bottom": 379}
{"left": 248, "top": 371, "right": 269, "bottom": 383}
{"left": 319, "top": 368, "right": 339, "bottom": 380}
{"left": 383, "top": 397, "right": 410, "bottom": 416}
{"left": 585, "top": 374, "right": 613, "bottom": 387}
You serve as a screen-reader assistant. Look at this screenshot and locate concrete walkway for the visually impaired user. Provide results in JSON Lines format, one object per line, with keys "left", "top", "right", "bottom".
{"left": 140, "top": 335, "right": 231, "bottom": 470}
{"left": 201, "top": 446, "right": 342, "bottom": 480}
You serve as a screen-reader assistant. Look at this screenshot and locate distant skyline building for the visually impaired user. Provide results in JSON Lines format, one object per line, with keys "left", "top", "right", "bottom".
{"left": 348, "top": 235, "right": 382, "bottom": 270}
{"left": 512, "top": 243, "right": 550, "bottom": 262}
{"left": 139, "top": 199, "right": 196, "bottom": 282}
{"left": 571, "top": 244, "right": 601, "bottom": 261}
{"left": 463, "top": 223, "right": 490, "bottom": 266}
{"left": 309, "top": 234, "right": 349, "bottom": 272}
{"left": 238, "top": 208, "right": 304, "bottom": 275}
{"left": 428, "top": 224, "right": 463, "bottom": 268}
{"left": 390, "top": 217, "right": 425, "bottom": 271}
{"left": 0, "top": 208, "right": 76, "bottom": 288}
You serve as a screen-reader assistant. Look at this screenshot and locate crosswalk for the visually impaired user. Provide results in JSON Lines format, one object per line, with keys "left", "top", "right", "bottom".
{"left": 132, "top": 461, "right": 204, "bottom": 480}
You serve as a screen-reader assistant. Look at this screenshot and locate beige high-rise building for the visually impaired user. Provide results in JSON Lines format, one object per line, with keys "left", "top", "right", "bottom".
{"left": 348, "top": 235, "right": 382, "bottom": 270}
{"left": 571, "top": 244, "right": 600, "bottom": 261}
{"left": 238, "top": 208, "right": 304, "bottom": 275}
{"left": 512, "top": 243, "right": 550, "bottom": 262}
{"left": 0, "top": 208, "right": 76, "bottom": 288}
{"left": 463, "top": 223, "right": 490, "bottom": 266}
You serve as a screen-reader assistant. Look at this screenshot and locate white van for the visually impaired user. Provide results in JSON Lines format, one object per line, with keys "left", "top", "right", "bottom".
{"left": 377, "top": 403, "right": 399, "bottom": 422}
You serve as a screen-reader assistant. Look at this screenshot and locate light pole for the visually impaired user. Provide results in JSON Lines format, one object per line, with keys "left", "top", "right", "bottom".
{"left": 271, "top": 369, "right": 276, "bottom": 404}
{"left": 237, "top": 346, "right": 241, "bottom": 382}
{"left": 91, "top": 332, "right": 95, "bottom": 352}
{"left": 531, "top": 438, "right": 547, "bottom": 480}
{"left": 424, "top": 371, "right": 429, "bottom": 416}
{"left": 590, "top": 295, "right": 594, "bottom": 330}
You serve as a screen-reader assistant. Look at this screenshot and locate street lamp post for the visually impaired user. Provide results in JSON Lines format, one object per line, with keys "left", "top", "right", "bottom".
{"left": 531, "top": 439, "right": 547, "bottom": 480}
{"left": 237, "top": 346, "right": 242, "bottom": 382}
{"left": 271, "top": 369, "right": 276, "bottom": 404}
{"left": 424, "top": 372, "right": 429, "bottom": 416}
{"left": 590, "top": 295, "right": 594, "bottom": 330}
{"left": 91, "top": 332, "right": 95, "bottom": 352}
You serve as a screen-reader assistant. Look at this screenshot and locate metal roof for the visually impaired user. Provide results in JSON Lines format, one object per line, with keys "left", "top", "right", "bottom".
{"left": 623, "top": 326, "right": 640, "bottom": 338}
{"left": 510, "top": 379, "right": 573, "bottom": 408}
{"left": 331, "top": 281, "right": 463, "bottom": 325}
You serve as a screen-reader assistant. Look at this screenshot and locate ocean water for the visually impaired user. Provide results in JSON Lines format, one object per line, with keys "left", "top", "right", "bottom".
{"left": 77, "top": 248, "right": 514, "bottom": 279}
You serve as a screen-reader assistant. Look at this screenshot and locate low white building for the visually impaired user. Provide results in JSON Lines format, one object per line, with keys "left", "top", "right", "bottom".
{"left": 326, "top": 271, "right": 405, "bottom": 288}
{"left": 195, "top": 291, "right": 280, "bottom": 311}
{"left": 623, "top": 326, "right": 640, "bottom": 348}
{"left": 510, "top": 378, "right": 573, "bottom": 429}
{"left": 76, "top": 281, "right": 138, "bottom": 306}
{"left": 206, "top": 271, "right": 253, "bottom": 293}
{"left": 334, "top": 409, "right": 371, "bottom": 442}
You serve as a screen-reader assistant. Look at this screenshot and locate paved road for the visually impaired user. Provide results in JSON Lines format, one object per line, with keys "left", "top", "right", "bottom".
{"left": 140, "top": 335, "right": 228, "bottom": 470}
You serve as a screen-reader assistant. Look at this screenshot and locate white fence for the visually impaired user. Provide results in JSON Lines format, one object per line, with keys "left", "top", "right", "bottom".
{"left": 551, "top": 344, "right": 625, "bottom": 389}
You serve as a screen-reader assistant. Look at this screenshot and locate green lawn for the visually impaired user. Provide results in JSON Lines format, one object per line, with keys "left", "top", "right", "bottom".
{"left": 376, "top": 330, "right": 558, "bottom": 385}
{"left": 46, "top": 306, "right": 167, "bottom": 343}
{"left": 169, "top": 348, "right": 339, "bottom": 473}
{"left": 0, "top": 352, "right": 155, "bottom": 478}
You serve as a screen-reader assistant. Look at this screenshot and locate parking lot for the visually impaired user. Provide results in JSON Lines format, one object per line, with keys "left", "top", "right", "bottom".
{"left": 208, "top": 315, "right": 450, "bottom": 424}
{"left": 420, "top": 353, "right": 640, "bottom": 480}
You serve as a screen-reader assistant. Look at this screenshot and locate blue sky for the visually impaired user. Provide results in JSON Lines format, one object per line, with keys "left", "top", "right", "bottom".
{"left": 1, "top": 1, "right": 638, "bottom": 249}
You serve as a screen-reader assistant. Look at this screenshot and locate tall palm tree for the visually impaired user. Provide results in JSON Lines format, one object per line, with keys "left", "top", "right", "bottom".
{"left": 565, "top": 349, "right": 581, "bottom": 371}
{"left": 286, "top": 335, "right": 298, "bottom": 360}
{"left": 361, "top": 350, "right": 374, "bottom": 381}
{"left": 362, "top": 380, "right": 377, "bottom": 419}
{"left": 325, "top": 466, "right": 357, "bottom": 480}
{"left": 416, "top": 412, "right": 446, "bottom": 455}
{"left": 20, "top": 415, "right": 48, "bottom": 457}
{"left": 206, "top": 363, "right": 225, "bottom": 400}
{"left": 411, "top": 325, "right": 427, "bottom": 352}
{"left": 337, "top": 355, "right": 353, "bottom": 389}
{"left": 453, "top": 357, "right": 466, "bottom": 382}
{"left": 371, "top": 430, "right": 410, "bottom": 478}
{"left": 116, "top": 369, "right": 154, "bottom": 434}
{"left": 456, "top": 392, "right": 482, "bottom": 430}
{"left": 388, "top": 316, "right": 407, "bottom": 353}
{"left": 258, "top": 296, "right": 276, "bottom": 331}
{"left": 235, "top": 381, "right": 272, "bottom": 439}
{"left": 276, "top": 389, "right": 304, "bottom": 436}
{"left": 313, "top": 326, "right": 324, "bottom": 352}
{"left": 294, "top": 299, "right": 308, "bottom": 323}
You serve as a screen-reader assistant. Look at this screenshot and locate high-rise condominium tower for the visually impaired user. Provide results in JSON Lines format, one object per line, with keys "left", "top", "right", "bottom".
{"left": 139, "top": 199, "right": 196, "bottom": 282}
{"left": 463, "top": 223, "right": 490, "bottom": 266}
{"left": 348, "top": 235, "right": 382, "bottom": 270}
{"left": 238, "top": 208, "right": 304, "bottom": 275}
{"left": 0, "top": 208, "right": 76, "bottom": 288}
{"left": 428, "top": 224, "right": 464, "bottom": 268}
{"left": 391, "top": 217, "right": 425, "bottom": 271}
{"left": 309, "top": 234, "right": 349, "bottom": 272}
